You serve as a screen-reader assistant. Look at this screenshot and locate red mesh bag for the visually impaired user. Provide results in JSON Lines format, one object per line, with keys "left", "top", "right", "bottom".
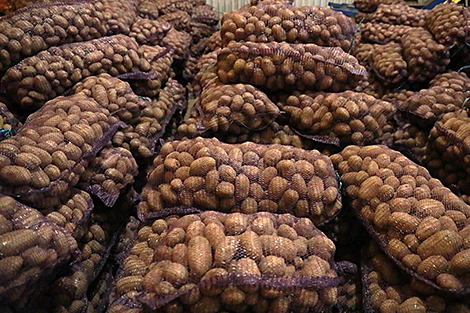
{"left": 220, "top": 3, "right": 356, "bottom": 52}
{"left": 129, "top": 19, "right": 172, "bottom": 46}
{"left": 181, "top": 83, "right": 280, "bottom": 138}
{"left": 362, "top": 240, "right": 470, "bottom": 313}
{"left": 216, "top": 41, "right": 367, "bottom": 92}
{"left": 360, "top": 22, "right": 413, "bottom": 44}
{"left": 429, "top": 71, "right": 470, "bottom": 92}
{"left": 397, "top": 86, "right": 470, "bottom": 122}
{"left": 0, "top": 93, "right": 123, "bottom": 208}
{"left": 423, "top": 110, "right": 470, "bottom": 196}
{"left": 0, "top": 0, "right": 129, "bottom": 74}
{"left": 109, "top": 211, "right": 354, "bottom": 313}
{"left": 279, "top": 91, "right": 396, "bottom": 146}
{"left": 1, "top": 35, "right": 155, "bottom": 113}
{"left": 401, "top": 28, "right": 450, "bottom": 83}
{"left": 426, "top": 2, "right": 470, "bottom": 47}
{"left": 0, "top": 194, "right": 78, "bottom": 305}
{"left": 332, "top": 144, "right": 470, "bottom": 293}
{"left": 369, "top": 42, "right": 407, "bottom": 85}
{"left": 139, "top": 138, "right": 341, "bottom": 225}
{"left": 368, "top": 4, "right": 429, "bottom": 27}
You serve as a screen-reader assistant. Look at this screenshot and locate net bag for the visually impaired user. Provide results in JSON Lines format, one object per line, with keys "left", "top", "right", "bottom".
{"left": 220, "top": 4, "right": 356, "bottom": 52}
{"left": 1, "top": 35, "right": 154, "bottom": 113}
{"left": 139, "top": 137, "right": 341, "bottom": 225}
{"left": 110, "top": 211, "right": 352, "bottom": 313}
{"left": 128, "top": 19, "right": 172, "bottom": 46}
{"left": 78, "top": 147, "right": 138, "bottom": 207}
{"left": 353, "top": 0, "right": 405, "bottom": 14}
{"left": 423, "top": 110, "right": 470, "bottom": 196}
{"left": 369, "top": 42, "right": 407, "bottom": 85}
{"left": 279, "top": 90, "right": 396, "bottom": 146}
{"left": 0, "top": 194, "right": 78, "bottom": 304}
{"left": 0, "top": 93, "right": 122, "bottom": 208}
{"left": 368, "top": 4, "right": 429, "bottom": 28}
{"left": 216, "top": 41, "right": 367, "bottom": 92}
{"left": 397, "top": 86, "right": 470, "bottom": 123}
{"left": 401, "top": 28, "right": 450, "bottom": 83}
{"left": 360, "top": 22, "right": 413, "bottom": 45}
{"left": 331, "top": 144, "right": 470, "bottom": 293}
{"left": 426, "top": 2, "right": 470, "bottom": 47}
{"left": 184, "top": 83, "right": 280, "bottom": 137}
{"left": 362, "top": 240, "right": 470, "bottom": 313}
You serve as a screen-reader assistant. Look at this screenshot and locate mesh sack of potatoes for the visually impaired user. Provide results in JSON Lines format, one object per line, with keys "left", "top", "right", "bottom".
{"left": 78, "top": 147, "right": 138, "bottom": 207}
{"left": 0, "top": 1, "right": 108, "bottom": 74}
{"left": 331, "top": 144, "right": 470, "bottom": 292}
{"left": 279, "top": 90, "right": 396, "bottom": 146}
{"left": 156, "top": 11, "right": 192, "bottom": 31}
{"left": 161, "top": 28, "right": 193, "bottom": 60}
{"left": 430, "top": 71, "right": 470, "bottom": 92}
{"left": 137, "top": 0, "right": 160, "bottom": 20}
{"left": 216, "top": 41, "right": 367, "bottom": 92}
{"left": 188, "top": 22, "right": 219, "bottom": 43}
{"left": 155, "top": 0, "right": 197, "bottom": 15}
{"left": 219, "top": 122, "right": 315, "bottom": 150}
{"left": 0, "top": 194, "right": 78, "bottom": 304}
{"left": 0, "top": 93, "right": 122, "bottom": 207}
{"left": 401, "top": 27, "right": 450, "bottom": 83}
{"left": 130, "top": 44, "right": 174, "bottom": 98}
{"left": 72, "top": 74, "right": 185, "bottom": 159}
{"left": 360, "top": 22, "right": 414, "bottom": 44}
{"left": 188, "top": 83, "right": 280, "bottom": 136}
{"left": 396, "top": 86, "right": 470, "bottom": 122}
{"left": 381, "top": 89, "right": 417, "bottom": 108}
{"left": 189, "top": 49, "right": 221, "bottom": 98}
{"left": 351, "top": 42, "right": 374, "bottom": 67}
{"left": 362, "top": 240, "right": 470, "bottom": 313}
{"left": 369, "top": 4, "right": 429, "bottom": 27}
{"left": 426, "top": 2, "right": 470, "bottom": 47}
{"left": 25, "top": 203, "right": 124, "bottom": 313}
{"left": 354, "top": 72, "right": 391, "bottom": 99}
{"left": 111, "top": 77, "right": 187, "bottom": 158}
{"left": 378, "top": 122, "right": 429, "bottom": 163}
{"left": 249, "top": 0, "right": 294, "bottom": 6}
{"left": 220, "top": 4, "right": 356, "bottom": 52}
{"left": 178, "top": 111, "right": 315, "bottom": 150}
{"left": 138, "top": 137, "right": 342, "bottom": 225}
{"left": 353, "top": 0, "right": 405, "bottom": 14}
{"left": 182, "top": 37, "right": 211, "bottom": 81}
{"left": 0, "top": 102, "right": 19, "bottom": 141}
{"left": 110, "top": 211, "right": 350, "bottom": 313}
{"left": 369, "top": 42, "right": 407, "bottom": 85}
{"left": 128, "top": 19, "right": 172, "bottom": 46}
{"left": 39, "top": 188, "right": 95, "bottom": 240}
{"left": 422, "top": 110, "right": 470, "bottom": 194}
{"left": 191, "top": 4, "right": 219, "bottom": 26}
{"left": 0, "top": 34, "right": 154, "bottom": 113}
{"left": 207, "top": 31, "right": 222, "bottom": 53}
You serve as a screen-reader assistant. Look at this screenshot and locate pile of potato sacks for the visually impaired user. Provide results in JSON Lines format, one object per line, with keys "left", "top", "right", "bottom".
{"left": 1, "top": 0, "right": 470, "bottom": 312}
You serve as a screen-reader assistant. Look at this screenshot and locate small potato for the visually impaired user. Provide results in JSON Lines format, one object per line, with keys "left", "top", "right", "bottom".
{"left": 259, "top": 255, "right": 287, "bottom": 276}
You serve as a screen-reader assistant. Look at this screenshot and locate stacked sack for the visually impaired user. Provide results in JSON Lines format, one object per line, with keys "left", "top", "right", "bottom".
{"left": 0, "top": 0, "right": 219, "bottom": 312}
{"left": 0, "top": 0, "right": 470, "bottom": 312}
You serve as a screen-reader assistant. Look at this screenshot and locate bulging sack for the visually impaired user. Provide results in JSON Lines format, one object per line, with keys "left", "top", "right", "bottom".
{"left": 0, "top": 194, "right": 77, "bottom": 303}
{"left": 216, "top": 41, "right": 367, "bottom": 92}
{"left": 139, "top": 138, "right": 341, "bottom": 225}
{"left": 332, "top": 145, "right": 470, "bottom": 293}
{"left": 111, "top": 211, "right": 353, "bottom": 313}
